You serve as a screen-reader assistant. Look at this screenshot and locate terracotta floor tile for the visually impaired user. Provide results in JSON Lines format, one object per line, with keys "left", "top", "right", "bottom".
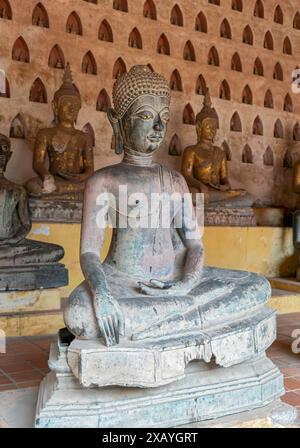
{"left": 280, "top": 367, "right": 300, "bottom": 377}
{"left": 284, "top": 378, "right": 300, "bottom": 391}
{"left": 281, "top": 392, "right": 300, "bottom": 407}
{"left": 0, "top": 384, "right": 17, "bottom": 391}
{"left": 16, "top": 381, "right": 41, "bottom": 389}
{"left": 9, "top": 370, "right": 44, "bottom": 383}
{"left": 0, "top": 375, "right": 13, "bottom": 386}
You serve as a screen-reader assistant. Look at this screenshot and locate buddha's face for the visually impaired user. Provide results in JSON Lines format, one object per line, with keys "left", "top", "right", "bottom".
{"left": 120, "top": 95, "right": 170, "bottom": 154}
{"left": 198, "top": 118, "right": 217, "bottom": 142}
{"left": 0, "top": 137, "right": 12, "bottom": 173}
{"left": 53, "top": 96, "right": 81, "bottom": 126}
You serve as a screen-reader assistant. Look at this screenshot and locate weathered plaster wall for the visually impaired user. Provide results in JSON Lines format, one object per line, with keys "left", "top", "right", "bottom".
{"left": 1, "top": 0, "right": 300, "bottom": 206}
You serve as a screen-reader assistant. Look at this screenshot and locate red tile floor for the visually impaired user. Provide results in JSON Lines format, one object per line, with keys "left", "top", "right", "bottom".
{"left": 0, "top": 313, "right": 300, "bottom": 417}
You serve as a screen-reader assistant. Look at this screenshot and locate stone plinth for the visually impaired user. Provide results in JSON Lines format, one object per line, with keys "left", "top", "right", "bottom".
{"left": 0, "top": 264, "right": 68, "bottom": 292}
{"left": 35, "top": 348, "right": 284, "bottom": 428}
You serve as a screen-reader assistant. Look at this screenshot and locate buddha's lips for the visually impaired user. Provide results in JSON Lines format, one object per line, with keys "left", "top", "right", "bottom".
{"left": 148, "top": 136, "right": 163, "bottom": 143}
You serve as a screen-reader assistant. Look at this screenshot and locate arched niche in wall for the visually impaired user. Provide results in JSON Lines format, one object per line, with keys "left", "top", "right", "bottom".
{"left": 231, "top": 52, "right": 242, "bottom": 72}
{"left": 0, "top": 0, "right": 12, "bottom": 19}
{"left": 264, "top": 90, "right": 274, "bottom": 109}
{"left": 170, "top": 4, "right": 183, "bottom": 27}
{"left": 113, "top": 57, "right": 127, "bottom": 79}
{"left": 10, "top": 114, "right": 26, "bottom": 139}
{"left": 283, "top": 36, "right": 292, "bottom": 55}
{"left": 274, "top": 5, "right": 283, "bottom": 24}
{"left": 242, "top": 85, "right": 252, "bottom": 105}
{"left": 263, "top": 146, "right": 274, "bottom": 166}
{"left": 32, "top": 3, "right": 49, "bottom": 27}
{"left": 273, "top": 62, "right": 283, "bottom": 81}
{"left": 169, "top": 134, "right": 182, "bottom": 156}
{"left": 264, "top": 31, "right": 274, "bottom": 51}
{"left": 293, "top": 12, "right": 300, "bottom": 30}
{"left": 29, "top": 78, "right": 47, "bottom": 103}
{"left": 66, "top": 11, "right": 83, "bottom": 35}
{"left": 195, "top": 75, "right": 206, "bottom": 95}
{"left": 293, "top": 123, "right": 300, "bottom": 141}
{"left": 183, "top": 41, "right": 196, "bottom": 62}
{"left": 232, "top": 0, "right": 243, "bottom": 12}
{"left": 253, "top": 57, "right": 263, "bottom": 76}
{"left": 230, "top": 112, "right": 242, "bottom": 132}
{"left": 253, "top": 116, "right": 263, "bottom": 136}
{"left": 96, "top": 89, "right": 111, "bottom": 112}
{"left": 243, "top": 25, "right": 253, "bottom": 45}
{"left": 183, "top": 104, "right": 195, "bottom": 125}
{"left": 99, "top": 19, "right": 113, "bottom": 42}
{"left": 48, "top": 45, "right": 65, "bottom": 69}
{"left": 143, "top": 0, "right": 156, "bottom": 20}
{"left": 170, "top": 69, "right": 183, "bottom": 92}
{"left": 219, "top": 80, "right": 230, "bottom": 100}
{"left": 113, "top": 0, "right": 128, "bottom": 12}
{"left": 220, "top": 18, "right": 231, "bottom": 39}
{"left": 208, "top": 46, "right": 219, "bottom": 66}
{"left": 82, "top": 51, "right": 97, "bottom": 75}
{"left": 195, "top": 11, "right": 207, "bottom": 33}
{"left": 12, "top": 37, "right": 30, "bottom": 63}
{"left": 283, "top": 94, "right": 293, "bottom": 113}
{"left": 157, "top": 34, "right": 170, "bottom": 55}
{"left": 128, "top": 28, "right": 142, "bottom": 49}
{"left": 274, "top": 119, "right": 284, "bottom": 139}
{"left": 242, "top": 145, "right": 253, "bottom": 164}
{"left": 254, "top": 0, "right": 264, "bottom": 19}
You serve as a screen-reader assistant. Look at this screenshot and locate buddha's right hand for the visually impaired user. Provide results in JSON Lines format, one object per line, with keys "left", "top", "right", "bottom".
{"left": 95, "top": 293, "right": 124, "bottom": 347}
{"left": 42, "top": 174, "right": 57, "bottom": 193}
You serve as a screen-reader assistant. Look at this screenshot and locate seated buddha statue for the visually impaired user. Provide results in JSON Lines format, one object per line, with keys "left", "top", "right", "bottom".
{"left": 0, "top": 133, "right": 67, "bottom": 291}
{"left": 182, "top": 90, "right": 253, "bottom": 208}
{"left": 63, "top": 66, "right": 271, "bottom": 349}
{"left": 26, "top": 63, "right": 94, "bottom": 201}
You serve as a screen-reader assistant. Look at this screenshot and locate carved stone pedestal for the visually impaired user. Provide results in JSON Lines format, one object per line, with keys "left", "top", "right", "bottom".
{"left": 204, "top": 207, "right": 256, "bottom": 227}
{"left": 0, "top": 264, "right": 68, "bottom": 292}
{"left": 29, "top": 198, "right": 82, "bottom": 224}
{"left": 35, "top": 305, "right": 283, "bottom": 428}
{"left": 35, "top": 347, "right": 284, "bottom": 428}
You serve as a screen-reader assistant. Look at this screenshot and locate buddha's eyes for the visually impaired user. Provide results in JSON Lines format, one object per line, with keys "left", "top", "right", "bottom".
{"left": 136, "top": 111, "right": 154, "bottom": 120}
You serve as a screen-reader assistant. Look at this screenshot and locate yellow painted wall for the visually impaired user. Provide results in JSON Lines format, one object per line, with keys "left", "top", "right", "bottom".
{"left": 27, "top": 223, "right": 296, "bottom": 299}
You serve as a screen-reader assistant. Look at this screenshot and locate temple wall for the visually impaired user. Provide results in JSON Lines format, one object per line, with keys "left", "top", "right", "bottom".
{"left": 1, "top": 0, "right": 300, "bottom": 207}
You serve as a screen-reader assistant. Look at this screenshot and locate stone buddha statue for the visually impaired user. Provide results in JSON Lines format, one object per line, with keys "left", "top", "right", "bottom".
{"left": 63, "top": 66, "right": 272, "bottom": 350}
{"left": 26, "top": 63, "right": 94, "bottom": 201}
{"left": 35, "top": 66, "right": 283, "bottom": 428}
{"left": 0, "top": 133, "right": 68, "bottom": 291}
{"left": 182, "top": 90, "right": 253, "bottom": 209}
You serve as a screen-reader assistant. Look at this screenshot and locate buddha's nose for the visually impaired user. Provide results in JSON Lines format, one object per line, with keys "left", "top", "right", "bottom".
{"left": 153, "top": 116, "right": 164, "bottom": 132}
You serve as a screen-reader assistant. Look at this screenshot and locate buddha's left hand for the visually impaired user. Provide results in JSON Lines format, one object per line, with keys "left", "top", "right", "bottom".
{"left": 138, "top": 279, "right": 195, "bottom": 296}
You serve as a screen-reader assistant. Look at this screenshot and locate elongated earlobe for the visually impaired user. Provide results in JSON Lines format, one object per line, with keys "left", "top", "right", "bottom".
{"left": 107, "top": 108, "right": 123, "bottom": 155}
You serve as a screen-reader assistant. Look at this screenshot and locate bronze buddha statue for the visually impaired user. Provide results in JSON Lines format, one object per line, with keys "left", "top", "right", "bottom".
{"left": 0, "top": 133, "right": 68, "bottom": 291}
{"left": 182, "top": 90, "right": 253, "bottom": 208}
{"left": 26, "top": 63, "right": 94, "bottom": 201}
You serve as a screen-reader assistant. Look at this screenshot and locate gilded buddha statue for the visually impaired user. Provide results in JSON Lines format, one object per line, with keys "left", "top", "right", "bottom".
{"left": 0, "top": 133, "right": 67, "bottom": 291}
{"left": 26, "top": 63, "right": 94, "bottom": 201}
{"left": 182, "top": 90, "right": 253, "bottom": 209}
{"left": 35, "top": 66, "right": 283, "bottom": 428}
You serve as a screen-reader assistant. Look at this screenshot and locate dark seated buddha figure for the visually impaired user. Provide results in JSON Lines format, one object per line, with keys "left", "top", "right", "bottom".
{"left": 0, "top": 133, "right": 68, "bottom": 291}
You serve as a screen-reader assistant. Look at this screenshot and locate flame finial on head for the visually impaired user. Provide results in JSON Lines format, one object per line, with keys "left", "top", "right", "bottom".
{"left": 54, "top": 62, "right": 81, "bottom": 106}
{"left": 196, "top": 88, "right": 219, "bottom": 127}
